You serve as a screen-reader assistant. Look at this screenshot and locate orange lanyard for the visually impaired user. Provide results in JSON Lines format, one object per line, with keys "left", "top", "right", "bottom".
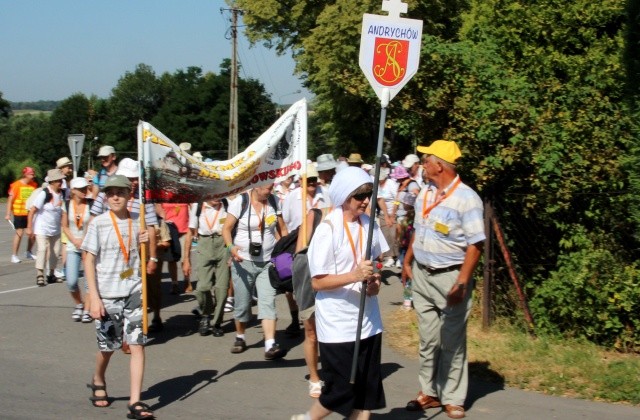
{"left": 422, "top": 177, "right": 462, "bottom": 218}
{"left": 343, "top": 217, "right": 363, "bottom": 269}
{"left": 204, "top": 206, "right": 221, "bottom": 231}
{"left": 72, "top": 200, "right": 86, "bottom": 230}
{"left": 109, "top": 211, "right": 132, "bottom": 266}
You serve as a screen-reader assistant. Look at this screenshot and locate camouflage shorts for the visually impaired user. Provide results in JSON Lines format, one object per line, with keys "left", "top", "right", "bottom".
{"left": 95, "top": 291, "right": 146, "bottom": 351}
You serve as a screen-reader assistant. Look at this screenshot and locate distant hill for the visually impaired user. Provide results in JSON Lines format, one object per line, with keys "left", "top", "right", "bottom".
{"left": 9, "top": 100, "right": 60, "bottom": 112}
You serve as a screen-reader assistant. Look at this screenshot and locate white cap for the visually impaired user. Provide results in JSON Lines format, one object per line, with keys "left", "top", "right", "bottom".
{"left": 97, "top": 145, "right": 116, "bottom": 157}
{"left": 402, "top": 154, "right": 420, "bottom": 168}
{"left": 179, "top": 142, "right": 192, "bottom": 153}
{"left": 70, "top": 177, "right": 89, "bottom": 189}
{"left": 115, "top": 158, "right": 139, "bottom": 178}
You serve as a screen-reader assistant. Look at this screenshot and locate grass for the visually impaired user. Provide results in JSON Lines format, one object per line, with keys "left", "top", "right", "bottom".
{"left": 384, "top": 307, "right": 640, "bottom": 405}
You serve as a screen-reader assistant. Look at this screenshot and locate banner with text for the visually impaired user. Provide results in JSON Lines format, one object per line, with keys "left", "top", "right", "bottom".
{"left": 138, "top": 99, "right": 307, "bottom": 203}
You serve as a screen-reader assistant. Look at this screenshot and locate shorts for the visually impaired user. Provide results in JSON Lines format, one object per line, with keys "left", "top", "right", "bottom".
{"left": 13, "top": 215, "right": 28, "bottom": 229}
{"left": 299, "top": 305, "right": 315, "bottom": 322}
{"left": 95, "top": 291, "right": 146, "bottom": 351}
{"left": 319, "top": 333, "right": 386, "bottom": 416}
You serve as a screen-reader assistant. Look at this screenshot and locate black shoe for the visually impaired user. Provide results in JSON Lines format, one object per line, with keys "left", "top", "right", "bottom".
{"left": 230, "top": 337, "right": 247, "bottom": 353}
{"left": 148, "top": 318, "right": 163, "bottom": 333}
{"left": 285, "top": 322, "right": 301, "bottom": 337}
{"left": 264, "top": 343, "right": 288, "bottom": 360}
{"left": 191, "top": 307, "right": 202, "bottom": 320}
{"left": 211, "top": 325, "right": 224, "bottom": 337}
{"left": 46, "top": 274, "right": 56, "bottom": 284}
{"left": 198, "top": 317, "right": 212, "bottom": 336}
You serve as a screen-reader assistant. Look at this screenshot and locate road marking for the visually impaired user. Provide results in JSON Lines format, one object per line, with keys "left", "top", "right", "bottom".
{"left": 0, "top": 285, "right": 39, "bottom": 295}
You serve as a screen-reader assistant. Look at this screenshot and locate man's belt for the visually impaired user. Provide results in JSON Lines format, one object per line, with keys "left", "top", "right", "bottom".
{"left": 199, "top": 233, "right": 221, "bottom": 238}
{"left": 423, "top": 264, "right": 462, "bottom": 275}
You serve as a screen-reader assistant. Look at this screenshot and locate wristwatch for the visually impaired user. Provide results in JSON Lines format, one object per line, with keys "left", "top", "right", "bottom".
{"left": 149, "top": 257, "right": 159, "bottom": 263}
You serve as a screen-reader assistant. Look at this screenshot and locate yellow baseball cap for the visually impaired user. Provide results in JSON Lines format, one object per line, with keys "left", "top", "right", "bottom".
{"left": 417, "top": 140, "right": 462, "bottom": 164}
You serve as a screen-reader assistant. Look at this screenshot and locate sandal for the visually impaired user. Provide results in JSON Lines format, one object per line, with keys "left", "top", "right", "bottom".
{"left": 444, "top": 404, "right": 465, "bottom": 419}
{"left": 127, "top": 401, "right": 154, "bottom": 419}
{"left": 87, "top": 381, "right": 111, "bottom": 407}
{"left": 36, "top": 275, "right": 45, "bottom": 287}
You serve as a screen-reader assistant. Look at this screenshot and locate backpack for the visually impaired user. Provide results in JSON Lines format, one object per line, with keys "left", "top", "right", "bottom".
{"left": 269, "top": 208, "right": 323, "bottom": 294}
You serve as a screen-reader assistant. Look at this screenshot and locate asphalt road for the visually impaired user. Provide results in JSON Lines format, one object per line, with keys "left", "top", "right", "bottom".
{"left": 0, "top": 202, "right": 638, "bottom": 419}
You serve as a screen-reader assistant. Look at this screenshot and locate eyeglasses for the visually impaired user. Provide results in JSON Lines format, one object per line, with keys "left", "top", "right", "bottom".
{"left": 351, "top": 192, "right": 372, "bottom": 201}
{"left": 105, "top": 189, "right": 129, "bottom": 197}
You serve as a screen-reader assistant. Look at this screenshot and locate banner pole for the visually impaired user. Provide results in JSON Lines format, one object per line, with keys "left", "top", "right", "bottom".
{"left": 137, "top": 122, "right": 149, "bottom": 335}
{"left": 350, "top": 88, "right": 389, "bottom": 384}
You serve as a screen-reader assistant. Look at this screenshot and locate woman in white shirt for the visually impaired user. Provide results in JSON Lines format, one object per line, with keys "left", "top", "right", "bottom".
{"left": 296, "top": 167, "right": 389, "bottom": 420}
{"left": 27, "top": 169, "right": 65, "bottom": 287}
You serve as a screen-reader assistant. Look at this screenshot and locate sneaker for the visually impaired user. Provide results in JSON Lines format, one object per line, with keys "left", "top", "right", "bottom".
{"left": 25, "top": 251, "right": 36, "bottom": 260}
{"left": 383, "top": 257, "right": 395, "bottom": 268}
{"left": 264, "top": 343, "right": 288, "bottom": 360}
{"left": 395, "top": 259, "right": 402, "bottom": 268}
{"left": 54, "top": 269, "right": 65, "bottom": 280}
{"left": 224, "top": 297, "right": 234, "bottom": 313}
{"left": 308, "top": 380, "right": 324, "bottom": 398}
{"left": 198, "top": 317, "right": 212, "bottom": 336}
{"left": 11, "top": 255, "right": 21, "bottom": 264}
{"left": 71, "top": 304, "right": 84, "bottom": 322}
{"left": 46, "top": 274, "right": 57, "bottom": 284}
{"left": 230, "top": 337, "right": 247, "bottom": 354}
{"left": 211, "top": 324, "right": 224, "bottom": 337}
{"left": 81, "top": 311, "right": 93, "bottom": 323}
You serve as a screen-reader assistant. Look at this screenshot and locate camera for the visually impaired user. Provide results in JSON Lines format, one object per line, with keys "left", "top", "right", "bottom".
{"left": 249, "top": 242, "right": 262, "bottom": 256}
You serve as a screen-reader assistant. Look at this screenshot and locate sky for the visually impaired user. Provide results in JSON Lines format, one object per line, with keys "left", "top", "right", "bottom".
{"left": 0, "top": 0, "right": 311, "bottom": 104}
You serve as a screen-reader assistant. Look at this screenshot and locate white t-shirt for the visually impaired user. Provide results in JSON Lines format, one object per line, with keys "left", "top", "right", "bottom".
{"left": 228, "top": 193, "right": 279, "bottom": 262}
{"left": 81, "top": 211, "right": 142, "bottom": 299}
{"left": 189, "top": 202, "right": 227, "bottom": 236}
{"left": 307, "top": 210, "right": 389, "bottom": 343}
{"left": 378, "top": 179, "right": 399, "bottom": 216}
{"left": 282, "top": 186, "right": 332, "bottom": 232}
{"left": 32, "top": 187, "right": 63, "bottom": 236}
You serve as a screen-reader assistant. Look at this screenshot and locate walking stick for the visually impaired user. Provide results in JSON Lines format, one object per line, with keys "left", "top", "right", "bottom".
{"left": 350, "top": 88, "right": 389, "bottom": 384}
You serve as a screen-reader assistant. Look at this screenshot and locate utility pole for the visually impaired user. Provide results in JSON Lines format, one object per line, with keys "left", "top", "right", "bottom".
{"left": 227, "top": 7, "right": 240, "bottom": 159}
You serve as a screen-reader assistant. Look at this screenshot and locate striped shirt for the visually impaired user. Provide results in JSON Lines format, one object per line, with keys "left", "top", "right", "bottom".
{"left": 81, "top": 211, "right": 142, "bottom": 298}
{"left": 412, "top": 176, "right": 485, "bottom": 269}
{"left": 90, "top": 192, "right": 158, "bottom": 227}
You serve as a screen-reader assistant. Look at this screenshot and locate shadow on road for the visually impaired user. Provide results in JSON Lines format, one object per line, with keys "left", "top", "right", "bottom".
{"left": 143, "top": 369, "right": 219, "bottom": 410}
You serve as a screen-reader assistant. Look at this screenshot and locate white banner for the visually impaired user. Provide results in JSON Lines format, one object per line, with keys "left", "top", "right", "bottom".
{"left": 138, "top": 99, "right": 307, "bottom": 202}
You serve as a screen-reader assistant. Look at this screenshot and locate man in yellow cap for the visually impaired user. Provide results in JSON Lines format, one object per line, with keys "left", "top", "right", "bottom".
{"left": 402, "top": 140, "right": 485, "bottom": 419}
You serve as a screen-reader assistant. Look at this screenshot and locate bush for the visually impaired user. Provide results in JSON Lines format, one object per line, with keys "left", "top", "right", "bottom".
{"left": 530, "top": 227, "right": 640, "bottom": 352}
{"left": 0, "top": 158, "right": 44, "bottom": 196}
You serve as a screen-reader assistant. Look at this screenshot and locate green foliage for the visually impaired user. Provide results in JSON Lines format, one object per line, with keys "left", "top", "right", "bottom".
{"left": 0, "top": 157, "right": 44, "bottom": 199}
{"left": 530, "top": 226, "right": 640, "bottom": 352}
{"left": 8, "top": 100, "right": 60, "bottom": 112}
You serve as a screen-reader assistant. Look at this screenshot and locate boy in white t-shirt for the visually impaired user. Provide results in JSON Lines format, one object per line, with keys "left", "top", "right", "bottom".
{"left": 81, "top": 175, "right": 153, "bottom": 420}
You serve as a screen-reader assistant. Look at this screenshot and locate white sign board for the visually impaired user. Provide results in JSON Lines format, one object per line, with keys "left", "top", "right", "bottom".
{"left": 359, "top": 0, "right": 423, "bottom": 104}
{"left": 68, "top": 134, "right": 85, "bottom": 177}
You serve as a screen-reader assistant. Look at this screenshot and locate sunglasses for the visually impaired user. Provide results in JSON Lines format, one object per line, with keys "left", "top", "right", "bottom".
{"left": 351, "top": 191, "right": 372, "bottom": 201}
{"left": 105, "top": 189, "right": 129, "bottom": 197}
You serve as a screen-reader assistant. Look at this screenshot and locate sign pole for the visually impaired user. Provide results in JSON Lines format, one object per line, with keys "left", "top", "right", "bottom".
{"left": 352, "top": 0, "right": 423, "bottom": 384}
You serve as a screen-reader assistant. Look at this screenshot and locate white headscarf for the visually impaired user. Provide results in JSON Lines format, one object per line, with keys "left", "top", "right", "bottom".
{"left": 328, "top": 166, "right": 373, "bottom": 207}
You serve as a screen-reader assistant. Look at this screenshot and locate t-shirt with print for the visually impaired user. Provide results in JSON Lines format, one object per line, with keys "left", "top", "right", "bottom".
{"left": 32, "top": 187, "right": 63, "bottom": 236}
{"left": 307, "top": 210, "right": 389, "bottom": 343}
{"left": 227, "top": 193, "right": 279, "bottom": 262}
{"left": 81, "top": 211, "right": 142, "bottom": 299}
{"left": 8, "top": 180, "right": 38, "bottom": 216}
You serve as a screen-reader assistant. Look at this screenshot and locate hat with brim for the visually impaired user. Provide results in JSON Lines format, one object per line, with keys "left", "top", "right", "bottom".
{"left": 56, "top": 157, "right": 73, "bottom": 168}
{"left": 306, "top": 165, "right": 319, "bottom": 179}
{"left": 401, "top": 154, "right": 420, "bottom": 168}
{"left": 97, "top": 145, "right": 116, "bottom": 157}
{"left": 369, "top": 166, "right": 389, "bottom": 181}
{"left": 70, "top": 177, "right": 89, "bottom": 189}
{"left": 390, "top": 165, "right": 410, "bottom": 180}
{"left": 179, "top": 142, "right": 192, "bottom": 153}
{"left": 417, "top": 140, "right": 462, "bottom": 164}
{"left": 347, "top": 153, "right": 364, "bottom": 163}
{"left": 46, "top": 168, "right": 65, "bottom": 182}
{"left": 115, "top": 158, "right": 139, "bottom": 178}
{"left": 316, "top": 154, "right": 337, "bottom": 171}
{"left": 103, "top": 175, "right": 131, "bottom": 191}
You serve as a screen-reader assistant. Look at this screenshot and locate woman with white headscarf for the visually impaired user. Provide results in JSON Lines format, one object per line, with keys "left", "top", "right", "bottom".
{"left": 293, "top": 167, "right": 388, "bottom": 420}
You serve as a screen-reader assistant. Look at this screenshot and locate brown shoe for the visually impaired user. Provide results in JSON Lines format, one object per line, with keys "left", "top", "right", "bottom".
{"left": 406, "top": 391, "right": 441, "bottom": 411}
{"left": 444, "top": 404, "right": 465, "bottom": 419}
